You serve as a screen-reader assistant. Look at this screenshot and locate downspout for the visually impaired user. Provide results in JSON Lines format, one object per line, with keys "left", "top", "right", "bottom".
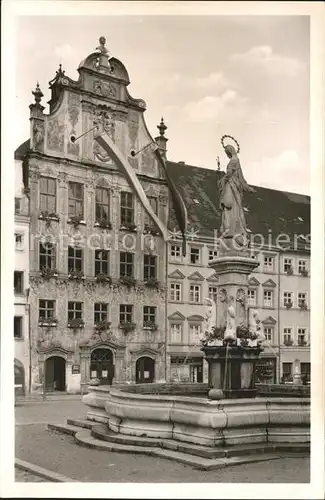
{"left": 164, "top": 240, "right": 168, "bottom": 382}
{"left": 277, "top": 251, "right": 281, "bottom": 384}
{"left": 26, "top": 287, "right": 31, "bottom": 394}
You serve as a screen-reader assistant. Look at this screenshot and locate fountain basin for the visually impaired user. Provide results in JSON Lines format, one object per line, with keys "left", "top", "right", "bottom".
{"left": 82, "top": 384, "right": 310, "bottom": 448}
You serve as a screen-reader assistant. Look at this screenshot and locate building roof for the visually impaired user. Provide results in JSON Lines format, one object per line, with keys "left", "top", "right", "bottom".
{"left": 15, "top": 139, "right": 30, "bottom": 160}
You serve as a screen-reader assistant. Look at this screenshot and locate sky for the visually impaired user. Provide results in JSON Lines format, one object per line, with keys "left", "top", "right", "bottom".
{"left": 15, "top": 14, "right": 310, "bottom": 194}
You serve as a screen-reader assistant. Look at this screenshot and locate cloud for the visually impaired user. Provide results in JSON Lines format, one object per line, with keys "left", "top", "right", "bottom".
{"left": 231, "top": 46, "right": 305, "bottom": 77}
{"left": 184, "top": 90, "right": 247, "bottom": 122}
{"left": 159, "top": 71, "right": 230, "bottom": 93}
{"left": 54, "top": 44, "right": 74, "bottom": 59}
{"left": 196, "top": 72, "right": 229, "bottom": 90}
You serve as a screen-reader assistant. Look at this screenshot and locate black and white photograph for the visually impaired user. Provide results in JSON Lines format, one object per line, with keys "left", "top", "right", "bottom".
{"left": 1, "top": 1, "right": 324, "bottom": 498}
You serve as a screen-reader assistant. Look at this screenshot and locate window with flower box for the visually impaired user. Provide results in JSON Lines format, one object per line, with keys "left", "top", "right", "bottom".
{"left": 68, "top": 182, "right": 83, "bottom": 218}
{"left": 120, "top": 304, "right": 133, "bottom": 324}
{"left": 120, "top": 252, "right": 134, "bottom": 278}
{"left": 170, "top": 323, "right": 182, "bottom": 343}
{"left": 190, "top": 247, "right": 200, "bottom": 264}
{"left": 263, "top": 256, "right": 274, "bottom": 273}
{"left": 264, "top": 327, "right": 273, "bottom": 343}
{"left": 208, "top": 249, "right": 218, "bottom": 261}
{"left": 189, "top": 324, "right": 201, "bottom": 343}
{"left": 144, "top": 255, "right": 157, "bottom": 280}
{"left": 94, "top": 303, "right": 109, "bottom": 323}
{"left": 300, "top": 362, "right": 310, "bottom": 383}
{"left": 143, "top": 306, "right": 156, "bottom": 327}
{"left": 282, "top": 362, "right": 293, "bottom": 382}
{"left": 39, "top": 300, "right": 56, "bottom": 323}
{"left": 95, "top": 187, "right": 110, "bottom": 222}
{"left": 283, "top": 292, "right": 293, "bottom": 308}
{"left": 120, "top": 191, "right": 134, "bottom": 226}
{"left": 14, "top": 316, "right": 23, "bottom": 339}
{"left": 170, "top": 283, "right": 182, "bottom": 302}
{"left": 170, "top": 244, "right": 181, "bottom": 259}
{"left": 208, "top": 286, "right": 217, "bottom": 301}
{"left": 298, "top": 292, "right": 307, "bottom": 309}
{"left": 95, "top": 249, "right": 109, "bottom": 276}
{"left": 283, "top": 327, "right": 293, "bottom": 345}
{"left": 263, "top": 290, "right": 273, "bottom": 308}
{"left": 68, "top": 246, "right": 83, "bottom": 272}
{"left": 298, "top": 260, "right": 307, "bottom": 273}
{"left": 14, "top": 271, "right": 24, "bottom": 294}
{"left": 283, "top": 258, "right": 293, "bottom": 274}
{"left": 248, "top": 289, "right": 256, "bottom": 306}
{"left": 40, "top": 177, "right": 56, "bottom": 213}
{"left": 39, "top": 243, "right": 56, "bottom": 270}
{"left": 298, "top": 327, "right": 307, "bottom": 346}
{"left": 189, "top": 284, "right": 201, "bottom": 303}
{"left": 68, "top": 301, "right": 83, "bottom": 320}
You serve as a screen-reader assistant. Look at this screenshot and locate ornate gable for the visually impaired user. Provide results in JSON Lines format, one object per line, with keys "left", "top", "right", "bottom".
{"left": 207, "top": 273, "right": 219, "bottom": 282}
{"left": 168, "top": 311, "right": 185, "bottom": 321}
{"left": 187, "top": 271, "right": 204, "bottom": 281}
{"left": 168, "top": 269, "right": 186, "bottom": 280}
{"left": 248, "top": 276, "right": 260, "bottom": 287}
{"left": 187, "top": 314, "right": 204, "bottom": 322}
{"left": 130, "top": 347, "right": 159, "bottom": 358}
{"left": 262, "top": 278, "right": 277, "bottom": 288}
{"left": 262, "top": 316, "right": 277, "bottom": 325}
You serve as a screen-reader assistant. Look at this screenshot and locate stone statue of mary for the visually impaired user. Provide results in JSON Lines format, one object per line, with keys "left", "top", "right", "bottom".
{"left": 219, "top": 144, "right": 254, "bottom": 244}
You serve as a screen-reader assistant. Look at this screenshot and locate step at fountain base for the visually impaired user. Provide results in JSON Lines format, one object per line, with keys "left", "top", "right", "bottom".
{"left": 48, "top": 420, "right": 309, "bottom": 471}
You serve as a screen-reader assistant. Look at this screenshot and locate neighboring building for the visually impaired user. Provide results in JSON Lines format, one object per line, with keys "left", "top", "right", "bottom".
{"left": 165, "top": 161, "right": 310, "bottom": 384}
{"left": 15, "top": 39, "right": 310, "bottom": 392}
{"left": 14, "top": 159, "right": 30, "bottom": 394}
{"left": 14, "top": 40, "right": 185, "bottom": 394}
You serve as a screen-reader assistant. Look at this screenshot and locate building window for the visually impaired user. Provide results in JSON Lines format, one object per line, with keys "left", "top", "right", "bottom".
{"left": 39, "top": 243, "right": 56, "bottom": 270}
{"left": 189, "top": 284, "right": 201, "bottom": 303}
{"left": 144, "top": 255, "right": 157, "bottom": 280}
{"left": 95, "top": 187, "right": 110, "bottom": 222}
{"left": 120, "top": 252, "right": 134, "bottom": 277}
{"left": 208, "top": 249, "right": 218, "bottom": 261}
{"left": 143, "top": 306, "right": 156, "bottom": 325}
{"left": 298, "top": 260, "right": 308, "bottom": 275}
{"left": 298, "top": 327, "right": 307, "bottom": 346}
{"left": 15, "top": 197, "right": 21, "bottom": 214}
{"left": 208, "top": 286, "right": 218, "bottom": 300}
{"left": 170, "top": 244, "right": 181, "bottom": 258}
{"left": 283, "top": 257, "right": 293, "bottom": 273}
{"left": 68, "top": 246, "right": 83, "bottom": 272}
{"left": 120, "top": 304, "right": 133, "bottom": 324}
{"left": 15, "top": 233, "right": 24, "bottom": 250}
{"left": 95, "top": 249, "right": 109, "bottom": 276}
{"left": 248, "top": 289, "right": 256, "bottom": 306}
{"left": 94, "top": 303, "right": 108, "bottom": 323}
{"left": 68, "top": 301, "right": 83, "bottom": 320}
{"left": 14, "top": 271, "right": 24, "bottom": 294}
{"left": 190, "top": 247, "right": 200, "bottom": 264}
{"left": 282, "top": 362, "right": 293, "bottom": 382}
{"left": 170, "top": 283, "right": 182, "bottom": 302}
{"left": 300, "top": 362, "right": 310, "bottom": 383}
{"left": 39, "top": 299, "right": 55, "bottom": 320}
{"left": 283, "top": 327, "right": 292, "bottom": 344}
{"left": 189, "top": 324, "right": 201, "bottom": 343}
{"left": 68, "top": 182, "right": 83, "bottom": 218}
{"left": 14, "top": 316, "right": 23, "bottom": 339}
{"left": 40, "top": 176, "right": 56, "bottom": 213}
{"left": 264, "top": 256, "right": 274, "bottom": 272}
{"left": 170, "top": 323, "right": 182, "bottom": 343}
{"left": 283, "top": 292, "right": 293, "bottom": 307}
{"left": 120, "top": 191, "right": 134, "bottom": 226}
{"left": 264, "top": 327, "right": 273, "bottom": 343}
{"left": 263, "top": 290, "right": 273, "bottom": 307}
{"left": 298, "top": 292, "right": 307, "bottom": 308}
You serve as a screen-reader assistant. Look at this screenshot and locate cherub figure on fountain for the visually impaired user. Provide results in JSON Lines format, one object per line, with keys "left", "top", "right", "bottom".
{"left": 224, "top": 295, "right": 237, "bottom": 343}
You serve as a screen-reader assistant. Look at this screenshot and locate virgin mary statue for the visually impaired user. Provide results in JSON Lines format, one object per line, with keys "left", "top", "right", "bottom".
{"left": 219, "top": 144, "right": 254, "bottom": 243}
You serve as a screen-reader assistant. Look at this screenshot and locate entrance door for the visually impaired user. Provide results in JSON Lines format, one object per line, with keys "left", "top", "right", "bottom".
{"left": 45, "top": 356, "right": 66, "bottom": 391}
{"left": 90, "top": 348, "right": 114, "bottom": 385}
{"left": 14, "top": 359, "right": 25, "bottom": 396}
{"left": 136, "top": 356, "right": 155, "bottom": 383}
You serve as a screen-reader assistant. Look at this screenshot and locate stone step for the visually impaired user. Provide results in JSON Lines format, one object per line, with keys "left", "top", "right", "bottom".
{"left": 74, "top": 430, "right": 159, "bottom": 455}
{"left": 67, "top": 418, "right": 96, "bottom": 430}
{"left": 47, "top": 423, "right": 81, "bottom": 436}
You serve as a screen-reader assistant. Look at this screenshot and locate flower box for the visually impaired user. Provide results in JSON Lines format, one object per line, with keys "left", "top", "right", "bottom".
{"left": 236, "top": 326, "right": 251, "bottom": 339}
{"left": 119, "top": 275, "right": 137, "bottom": 288}
{"left": 68, "top": 215, "right": 85, "bottom": 227}
{"left": 299, "top": 302, "right": 308, "bottom": 311}
{"left": 119, "top": 322, "right": 136, "bottom": 333}
{"left": 38, "top": 318, "right": 58, "bottom": 327}
{"left": 285, "top": 266, "right": 294, "bottom": 275}
{"left": 68, "top": 318, "right": 85, "bottom": 329}
{"left": 200, "top": 326, "right": 226, "bottom": 346}
{"left": 94, "top": 320, "right": 111, "bottom": 332}
{"left": 95, "top": 218, "right": 112, "bottom": 230}
{"left": 40, "top": 267, "right": 59, "bottom": 280}
{"left": 120, "top": 223, "right": 137, "bottom": 232}
{"left": 143, "top": 321, "right": 158, "bottom": 331}
{"left": 299, "top": 269, "right": 308, "bottom": 277}
{"left": 284, "top": 339, "right": 294, "bottom": 346}
{"left": 298, "top": 340, "right": 308, "bottom": 347}
{"left": 39, "top": 211, "right": 60, "bottom": 226}
{"left": 95, "top": 273, "right": 112, "bottom": 285}
{"left": 144, "top": 278, "right": 160, "bottom": 290}
{"left": 285, "top": 301, "right": 293, "bottom": 309}
{"left": 143, "top": 224, "right": 160, "bottom": 236}
{"left": 68, "top": 270, "right": 85, "bottom": 281}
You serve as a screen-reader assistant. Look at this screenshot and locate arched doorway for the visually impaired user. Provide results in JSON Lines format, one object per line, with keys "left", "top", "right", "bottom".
{"left": 14, "top": 359, "right": 25, "bottom": 396}
{"left": 90, "top": 348, "right": 114, "bottom": 385}
{"left": 45, "top": 356, "right": 66, "bottom": 392}
{"left": 136, "top": 356, "right": 155, "bottom": 384}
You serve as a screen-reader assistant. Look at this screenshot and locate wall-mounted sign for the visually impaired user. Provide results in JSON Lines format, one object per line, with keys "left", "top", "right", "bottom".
{"left": 72, "top": 364, "right": 80, "bottom": 374}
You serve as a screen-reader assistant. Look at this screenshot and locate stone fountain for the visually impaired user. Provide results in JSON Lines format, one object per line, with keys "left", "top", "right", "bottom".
{"left": 201, "top": 135, "right": 265, "bottom": 400}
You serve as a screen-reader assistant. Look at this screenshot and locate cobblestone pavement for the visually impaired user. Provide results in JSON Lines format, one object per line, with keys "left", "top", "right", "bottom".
{"left": 15, "top": 402, "right": 310, "bottom": 483}
{"left": 15, "top": 468, "right": 48, "bottom": 482}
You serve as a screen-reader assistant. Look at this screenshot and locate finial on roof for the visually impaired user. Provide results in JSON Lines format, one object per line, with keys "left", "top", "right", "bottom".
{"left": 157, "top": 117, "right": 167, "bottom": 137}
{"left": 56, "top": 63, "right": 65, "bottom": 77}
{"left": 32, "top": 82, "right": 44, "bottom": 104}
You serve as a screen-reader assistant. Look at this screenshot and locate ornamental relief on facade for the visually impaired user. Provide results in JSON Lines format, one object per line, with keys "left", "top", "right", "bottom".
{"left": 93, "top": 80, "right": 117, "bottom": 98}
{"left": 32, "top": 120, "right": 45, "bottom": 152}
{"left": 128, "top": 110, "right": 139, "bottom": 146}
{"left": 47, "top": 118, "right": 65, "bottom": 152}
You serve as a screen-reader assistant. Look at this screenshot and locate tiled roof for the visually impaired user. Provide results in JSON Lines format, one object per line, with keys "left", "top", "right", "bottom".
{"left": 166, "top": 161, "right": 310, "bottom": 244}
{"left": 15, "top": 139, "right": 30, "bottom": 160}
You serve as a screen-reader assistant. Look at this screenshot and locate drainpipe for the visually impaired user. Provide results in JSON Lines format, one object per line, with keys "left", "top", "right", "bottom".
{"left": 26, "top": 287, "right": 31, "bottom": 394}
{"left": 277, "top": 252, "right": 281, "bottom": 384}
{"left": 164, "top": 239, "right": 168, "bottom": 382}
